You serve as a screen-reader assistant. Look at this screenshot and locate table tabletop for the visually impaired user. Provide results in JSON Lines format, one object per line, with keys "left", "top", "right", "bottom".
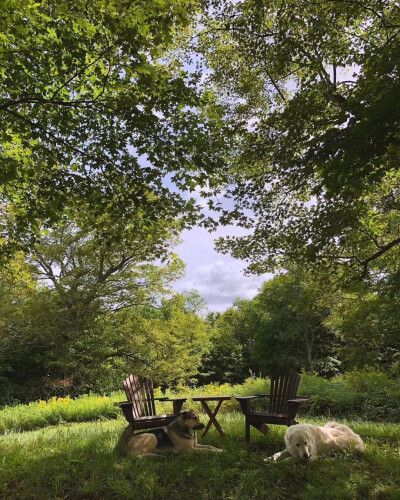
{"left": 191, "top": 395, "right": 232, "bottom": 401}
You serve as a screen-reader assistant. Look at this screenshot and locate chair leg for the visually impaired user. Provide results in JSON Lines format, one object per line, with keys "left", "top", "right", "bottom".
{"left": 245, "top": 419, "right": 250, "bottom": 443}
{"left": 255, "top": 423, "right": 270, "bottom": 435}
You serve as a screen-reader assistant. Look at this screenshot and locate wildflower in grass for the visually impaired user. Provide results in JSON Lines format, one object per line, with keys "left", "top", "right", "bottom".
{"left": 57, "top": 398, "right": 71, "bottom": 404}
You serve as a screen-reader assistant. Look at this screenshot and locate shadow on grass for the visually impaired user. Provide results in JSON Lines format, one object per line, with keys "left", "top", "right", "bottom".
{"left": 1, "top": 416, "right": 400, "bottom": 499}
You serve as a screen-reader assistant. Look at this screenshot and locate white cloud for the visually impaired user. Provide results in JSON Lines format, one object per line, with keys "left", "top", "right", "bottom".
{"left": 173, "top": 226, "right": 273, "bottom": 312}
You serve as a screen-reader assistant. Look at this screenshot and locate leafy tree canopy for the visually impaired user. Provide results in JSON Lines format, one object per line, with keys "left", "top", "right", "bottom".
{"left": 195, "top": 0, "right": 400, "bottom": 277}
{"left": 113, "top": 294, "right": 210, "bottom": 387}
{"left": 29, "top": 218, "right": 185, "bottom": 317}
{"left": 0, "top": 0, "right": 226, "bottom": 259}
{"left": 248, "top": 272, "right": 339, "bottom": 376}
{"left": 326, "top": 270, "right": 400, "bottom": 374}
{"left": 0, "top": 221, "right": 208, "bottom": 400}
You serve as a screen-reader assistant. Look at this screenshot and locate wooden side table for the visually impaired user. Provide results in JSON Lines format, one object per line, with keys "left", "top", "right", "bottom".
{"left": 191, "top": 395, "right": 232, "bottom": 437}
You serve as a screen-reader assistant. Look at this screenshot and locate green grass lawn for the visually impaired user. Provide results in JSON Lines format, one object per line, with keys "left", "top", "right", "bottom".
{"left": 1, "top": 413, "right": 400, "bottom": 500}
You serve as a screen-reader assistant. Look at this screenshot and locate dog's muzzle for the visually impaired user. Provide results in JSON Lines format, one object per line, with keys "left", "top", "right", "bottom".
{"left": 194, "top": 423, "right": 205, "bottom": 430}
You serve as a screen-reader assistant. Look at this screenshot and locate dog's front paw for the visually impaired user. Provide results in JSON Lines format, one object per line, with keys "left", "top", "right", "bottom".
{"left": 264, "top": 452, "right": 281, "bottom": 462}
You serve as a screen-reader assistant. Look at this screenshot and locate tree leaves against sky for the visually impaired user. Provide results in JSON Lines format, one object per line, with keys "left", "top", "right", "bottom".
{"left": 0, "top": 0, "right": 226, "bottom": 259}
{"left": 195, "top": 0, "right": 400, "bottom": 279}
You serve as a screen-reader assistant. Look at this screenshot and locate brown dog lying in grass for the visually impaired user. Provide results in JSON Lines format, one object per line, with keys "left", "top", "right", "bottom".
{"left": 124, "top": 409, "right": 224, "bottom": 457}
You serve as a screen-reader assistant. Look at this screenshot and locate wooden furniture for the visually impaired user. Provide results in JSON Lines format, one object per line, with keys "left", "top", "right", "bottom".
{"left": 236, "top": 371, "right": 309, "bottom": 442}
{"left": 114, "top": 374, "right": 187, "bottom": 433}
{"left": 191, "top": 395, "right": 232, "bottom": 437}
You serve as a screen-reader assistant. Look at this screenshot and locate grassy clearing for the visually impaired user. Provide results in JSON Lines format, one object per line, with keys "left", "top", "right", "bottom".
{"left": 1, "top": 414, "right": 399, "bottom": 500}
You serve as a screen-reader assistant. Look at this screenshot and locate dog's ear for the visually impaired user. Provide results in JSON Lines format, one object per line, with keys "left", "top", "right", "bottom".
{"left": 178, "top": 410, "right": 188, "bottom": 419}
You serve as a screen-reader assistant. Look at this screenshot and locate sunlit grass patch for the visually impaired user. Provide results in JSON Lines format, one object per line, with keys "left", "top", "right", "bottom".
{"left": 1, "top": 414, "right": 399, "bottom": 499}
{"left": 0, "top": 393, "right": 124, "bottom": 434}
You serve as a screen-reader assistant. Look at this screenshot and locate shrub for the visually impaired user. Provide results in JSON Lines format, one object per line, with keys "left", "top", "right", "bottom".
{"left": 299, "top": 369, "right": 400, "bottom": 421}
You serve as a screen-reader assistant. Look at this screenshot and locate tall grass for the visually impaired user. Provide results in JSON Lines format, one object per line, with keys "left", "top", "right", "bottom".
{"left": 299, "top": 370, "right": 400, "bottom": 420}
{"left": 1, "top": 370, "right": 399, "bottom": 435}
{"left": 0, "top": 394, "right": 122, "bottom": 434}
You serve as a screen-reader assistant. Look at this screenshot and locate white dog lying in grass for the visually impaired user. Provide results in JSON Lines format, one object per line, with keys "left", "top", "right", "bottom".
{"left": 266, "top": 422, "right": 365, "bottom": 462}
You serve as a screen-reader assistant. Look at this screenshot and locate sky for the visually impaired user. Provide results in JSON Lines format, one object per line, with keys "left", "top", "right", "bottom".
{"left": 170, "top": 63, "right": 360, "bottom": 313}
{"left": 173, "top": 224, "right": 273, "bottom": 313}
{"left": 162, "top": 55, "right": 277, "bottom": 313}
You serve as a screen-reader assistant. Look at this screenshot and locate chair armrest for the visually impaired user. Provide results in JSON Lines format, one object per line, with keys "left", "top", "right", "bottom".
{"left": 235, "top": 396, "right": 258, "bottom": 414}
{"left": 114, "top": 398, "right": 187, "bottom": 405}
{"left": 113, "top": 401, "right": 134, "bottom": 423}
{"left": 254, "top": 394, "right": 270, "bottom": 398}
{"left": 113, "top": 401, "right": 131, "bottom": 407}
{"left": 287, "top": 397, "right": 309, "bottom": 421}
{"left": 113, "top": 398, "right": 187, "bottom": 419}
{"left": 166, "top": 398, "right": 186, "bottom": 414}
{"left": 287, "top": 397, "right": 310, "bottom": 403}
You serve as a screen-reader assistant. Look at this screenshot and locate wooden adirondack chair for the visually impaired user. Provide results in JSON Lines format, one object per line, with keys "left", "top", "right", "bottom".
{"left": 236, "top": 371, "right": 309, "bottom": 442}
{"left": 114, "top": 374, "right": 187, "bottom": 433}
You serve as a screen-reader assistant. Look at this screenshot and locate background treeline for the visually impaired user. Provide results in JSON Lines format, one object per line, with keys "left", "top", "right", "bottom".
{"left": 1, "top": 221, "right": 400, "bottom": 406}
{"left": 0, "top": 221, "right": 210, "bottom": 404}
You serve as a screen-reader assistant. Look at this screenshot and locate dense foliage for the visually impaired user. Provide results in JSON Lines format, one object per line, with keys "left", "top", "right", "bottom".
{"left": 199, "top": 272, "right": 340, "bottom": 381}
{"left": 195, "top": 0, "right": 400, "bottom": 279}
{"left": 198, "top": 268, "right": 400, "bottom": 383}
{"left": 2, "top": 370, "right": 400, "bottom": 436}
{"left": 0, "top": 0, "right": 226, "bottom": 258}
{"left": 1, "top": 0, "right": 400, "bottom": 410}
{"left": 0, "top": 223, "right": 210, "bottom": 403}
{"left": 3, "top": 240, "right": 400, "bottom": 404}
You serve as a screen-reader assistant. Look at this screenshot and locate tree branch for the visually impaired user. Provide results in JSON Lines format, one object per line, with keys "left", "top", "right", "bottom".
{"left": 4, "top": 108, "right": 125, "bottom": 208}
{"left": 360, "top": 236, "right": 400, "bottom": 278}
{"left": 5, "top": 108, "right": 97, "bottom": 161}
{"left": 0, "top": 97, "right": 108, "bottom": 111}
{"left": 50, "top": 43, "right": 115, "bottom": 100}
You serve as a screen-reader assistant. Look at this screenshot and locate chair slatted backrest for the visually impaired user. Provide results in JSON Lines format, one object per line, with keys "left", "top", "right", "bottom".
{"left": 269, "top": 371, "right": 300, "bottom": 414}
{"left": 123, "top": 374, "right": 156, "bottom": 418}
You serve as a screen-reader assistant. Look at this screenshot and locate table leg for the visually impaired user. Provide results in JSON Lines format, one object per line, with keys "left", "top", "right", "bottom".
{"left": 200, "top": 400, "right": 225, "bottom": 437}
